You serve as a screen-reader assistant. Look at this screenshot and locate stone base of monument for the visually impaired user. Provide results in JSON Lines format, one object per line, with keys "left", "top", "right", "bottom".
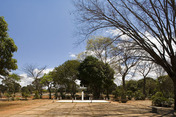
{"left": 56, "top": 100, "right": 110, "bottom": 103}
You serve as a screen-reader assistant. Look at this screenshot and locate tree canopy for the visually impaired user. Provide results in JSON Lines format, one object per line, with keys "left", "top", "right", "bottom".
{"left": 53, "top": 60, "right": 80, "bottom": 98}
{"left": 78, "top": 56, "right": 114, "bottom": 99}
{"left": 0, "top": 16, "right": 18, "bottom": 77}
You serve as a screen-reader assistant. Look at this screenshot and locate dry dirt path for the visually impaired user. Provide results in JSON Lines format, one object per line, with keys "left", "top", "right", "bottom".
{"left": 0, "top": 100, "right": 175, "bottom": 117}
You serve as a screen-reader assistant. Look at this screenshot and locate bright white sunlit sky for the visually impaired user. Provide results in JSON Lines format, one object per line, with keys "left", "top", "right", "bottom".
{"left": 0, "top": 1, "right": 85, "bottom": 73}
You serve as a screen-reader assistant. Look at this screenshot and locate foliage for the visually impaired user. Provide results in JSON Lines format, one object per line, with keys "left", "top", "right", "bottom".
{"left": 26, "top": 85, "right": 34, "bottom": 94}
{"left": 40, "top": 72, "right": 54, "bottom": 99}
{"left": 137, "top": 78, "right": 157, "bottom": 98}
{"left": 126, "top": 90, "right": 133, "bottom": 100}
{"left": 126, "top": 80, "right": 138, "bottom": 93}
{"left": 0, "top": 16, "right": 18, "bottom": 76}
{"left": 21, "top": 86, "right": 31, "bottom": 100}
{"left": 78, "top": 56, "right": 114, "bottom": 99}
{"left": 53, "top": 60, "right": 80, "bottom": 98}
{"left": 0, "top": 84, "right": 7, "bottom": 94}
{"left": 34, "top": 91, "right": 40, "bottom": 99}
{"left": 78, "top": 56, "right": 103, "bottom": 99}
{"left": 102, "top": 63, "right": 115, "bottom": 99}
{"left": 4, "top": 93, "right": 11, "bottom": 101}
{"left": 134, "top": 90, "right": 145, "bottom": 100}
{"left": 157, "top": 75, "right": 174, "bottom": 98}
{"left": 86, "top": 36, "right": 115, "bottom": 63}
{"left": 112, "top": 86, "right": 121, "bottom": 99}
{"left": 2, "top": 74, "right": 21, "bottom": 99}
{"left": 152, "top": 92, "right": 174, "bottom": 107}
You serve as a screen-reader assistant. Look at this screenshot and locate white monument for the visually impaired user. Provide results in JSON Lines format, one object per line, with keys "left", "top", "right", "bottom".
{"left": 56, "top": 85, "right": 109, "bottom": 103}
{"left": 80, "top": 86, "right": 86, "bottom": 101}
{"left": 82, "top": 91, "right": 84, "bottom": 100}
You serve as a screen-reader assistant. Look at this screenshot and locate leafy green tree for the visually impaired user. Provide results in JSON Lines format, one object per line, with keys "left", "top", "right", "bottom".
{"left": 78, "top": 56, "right": 113, "bottom": 99}
{"left": 2, "top": 74, "right": 21, "bottom": 100}
{"left": 102, "top": 63, "right": 115, "bottom": 99}
{"left": 21, "top": 86, "right": 30, "bottom": 100}
{"left": 86, "top": 36, "right": 116, "bottom": 63}
{"left": 137, "top": 77, "right": 157, "bottom": 98}
{"left": 157, "top": 75, "right": 174, "bottom": 98}
{"left": 40, "top": 72, "right": 54, "bottom": 99}
{"left": 0, "top": 84, "right": 7, "bottom": 98}
{"left": 53, "top": 60, "right": 80, "bottom": 98}
{"left": 62, "top": 60, "right": 80, "bottom": 98}
{"left": 53, "top": 65, "right": 66, "bottom": 99}
{"left": 126, "top": 80, "right": 138, "bottom": 93}
{"left": 126, "top": 80, "right": 138, "bottom": 100}
{"left": 26, "top": 84, "right": 35, "bottom": 94}
{"left": 0, "top": 16, "right": 18, "bottom": 77}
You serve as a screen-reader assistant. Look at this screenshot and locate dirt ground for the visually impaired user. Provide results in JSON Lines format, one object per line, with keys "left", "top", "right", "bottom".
{"left": 0, "top": 99, "right": 175, "bottom": 117}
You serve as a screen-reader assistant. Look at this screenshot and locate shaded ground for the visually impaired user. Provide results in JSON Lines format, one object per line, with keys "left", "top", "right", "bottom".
{"left": 0, "top": 100, "right": 175, "bottom": 117}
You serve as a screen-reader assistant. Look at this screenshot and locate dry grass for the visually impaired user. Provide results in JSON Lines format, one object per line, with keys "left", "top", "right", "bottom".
{"left": 0, "top": 99, "right": 52, "bottom": 112}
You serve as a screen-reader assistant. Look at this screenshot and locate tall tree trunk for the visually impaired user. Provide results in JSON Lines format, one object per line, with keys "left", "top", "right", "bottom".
{"left": 0, "top": 91, "right": 2, "bottom": 98}
{"left": 55, "top": 89, "right": 58, "bottom": 99}
{"left": 174, "top": 80, "right": 176, "bottom": 110}
{"left": 48, "top": 87, "right": 51, "bottom": 99}
{"left": 143, "top": 77, "right": 146, "bottom": 98}
{"left": 106, "top": 88, "right": 109, "bottom": 100}
{"left": 122, "top": 76, "right": 126, "bottom": 92}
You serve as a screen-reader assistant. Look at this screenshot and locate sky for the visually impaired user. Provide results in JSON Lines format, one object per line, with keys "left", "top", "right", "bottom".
{"left": 0, "top": 0, "right": 159, "bottom": 86}
{"left": 0, "top": 0, "right": 85, "bottom": 75}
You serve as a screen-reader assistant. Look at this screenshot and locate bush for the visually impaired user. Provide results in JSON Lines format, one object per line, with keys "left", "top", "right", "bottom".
{"left": 4, "top": 93, "right": 12, "bottom": 101}
{"left": 15, "top": 97, "right": 21, "bottom": 100}
{"left": 34, "top": 91, "right": 40, "bottom": 99}
{"left": 134, "top": 90, "right": 145, "bottom": 100}
{"left": 22, "top": 92, "right": 30, "bottom": 100}
{"left": 152, "top": 92, "right": 174, "bottom": 107}
{"left": 120, "top": 90, "right": 128, "bottom": 103}
{"left": 127, "top": 90, "right": 133, "bottom": 100}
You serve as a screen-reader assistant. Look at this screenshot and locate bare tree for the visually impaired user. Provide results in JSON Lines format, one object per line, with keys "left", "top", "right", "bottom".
{"left": 23, "top": 64, "right": 46, "bottom": 98}
{"left": 111, "top": 42, "right": 140, "bottom": 93}
{"left": 137, "top": 61, "right": 154, "bottom": 98}
{"left": 74, "top": 0, "right": 176, "bottom": 109}
{"left": 154, "top": 64, "right": 167, "bottom": 78}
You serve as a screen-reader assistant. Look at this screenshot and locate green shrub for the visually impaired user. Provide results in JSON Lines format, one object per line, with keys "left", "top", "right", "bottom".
{"left": 22, "top": 92, "right": 30, "bottom": 100}
{"left": 152, "top": 92, "right": 174, "bottom": 107}
{"left": 127, "top": 90, "right": 133, "bottom": 100}
{"left": 120, "top": 90, "right": 128, "bottom": 103}
{"left": 34, "top": 91, "right": 40, "bottom": 99}
{"left": 134, "top": 90, "right": 145, "bottom": 100}
{"left": 4, "top": 93, "right": 12, "bottom": 101}
{"left": 15, "top": 97, "right": 21, "bottom": 100}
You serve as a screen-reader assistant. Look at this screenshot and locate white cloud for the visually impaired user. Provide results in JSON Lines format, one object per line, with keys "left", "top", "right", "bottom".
{"left": 69, "top": 52, "right": 77, "bottom": 59}
{"left": 43, "top": 68, "right": 54, "bottom": 74}
{"left": 70, "top": 54, "right": 76, "bottom": 58}
{"left": 106, "top": 29, "right": 130, "bottom": 40}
